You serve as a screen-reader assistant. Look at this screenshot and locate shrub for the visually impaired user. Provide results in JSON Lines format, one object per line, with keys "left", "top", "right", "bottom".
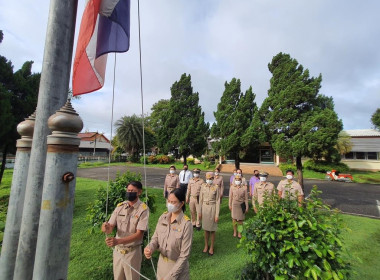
{"left": 156, "top": 154, "right": 172, "bottom": 164}
{"left": 148, "top": 155, "right": 158, "bottom": 164}
{"left": 186, "top": 157, "right": 195, "bottom": 165}
{"left": 238, "top": 187, "right": 350, "bottom": 280}
{"left": 203, "top": 160, "right": 211, "bottom": 169}
{"left": 87, "top": 171, "right": 156, "bottom": 232}
{"left": 279, "top": 163, "right": 296, "bottom": 175}
{"left": 139, "top": 156, "right": 148, "bottom": 164}
{"left": 303, "top": 160, "right": 350, "bottom": 173}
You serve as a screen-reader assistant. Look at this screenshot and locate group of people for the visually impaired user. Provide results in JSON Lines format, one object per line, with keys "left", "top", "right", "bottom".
{"left": 102, "top": 165, "right": 304, "bottom": 280}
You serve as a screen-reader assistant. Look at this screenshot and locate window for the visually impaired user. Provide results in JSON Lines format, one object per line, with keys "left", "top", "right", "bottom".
{"left": 367, "top": 152, "right": 378, "bottom": 160}
{"left": 344, "top": 152, "right": 354, "bottom": 159}
{"left": 355, "top": 152, "right": 365, "bottom": 160}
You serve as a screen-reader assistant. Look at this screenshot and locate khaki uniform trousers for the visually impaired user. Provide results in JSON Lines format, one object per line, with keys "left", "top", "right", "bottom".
{"left": 189, "top": 196, "right": 200, "bottom": 227}
{"left": 113, "top": 246, "right": 142, "bottom": 280}
{"left": 157, "top": 254, "right": 189, "bottom": 280}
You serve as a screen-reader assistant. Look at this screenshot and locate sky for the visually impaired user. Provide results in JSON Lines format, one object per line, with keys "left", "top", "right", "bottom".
{"left": 1, "top": 0, "right": 380, "bottom": 140}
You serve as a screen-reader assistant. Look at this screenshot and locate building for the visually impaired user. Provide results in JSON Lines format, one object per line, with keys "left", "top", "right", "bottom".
{"left": 78, "top": 132, "right": 111, "bottom": 158}
{"left": 341, "top": 129, "right": 380, "bottom": 171}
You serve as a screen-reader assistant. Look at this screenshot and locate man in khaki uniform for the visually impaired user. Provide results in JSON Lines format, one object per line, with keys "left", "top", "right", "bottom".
{"left": 102, "top": 181, "right": 149, "bottom": 280}
{"left": 252, "top": 171, "right": 275, "bottom": 212}
{"left": 164, "top": 165, "right": 180, "bottom": 198}
{"left": 213, "top": 167, "right": 224, "bottom": 202}
{"left": 277, "top": 169, "right": 304, "bottom": 204}
{"left": 186, "top": 168, "right": 204, "bottom": 230}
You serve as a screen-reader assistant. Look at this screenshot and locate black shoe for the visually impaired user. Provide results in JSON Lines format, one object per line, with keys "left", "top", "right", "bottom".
{"left": 193, "top": 225, "right": 196, "bottom": 228}
{"left": 208, "top": 252, "right": 214, "bottom": 256}
{"left": 196, "top": 226, "right": 201, "bottom": 231}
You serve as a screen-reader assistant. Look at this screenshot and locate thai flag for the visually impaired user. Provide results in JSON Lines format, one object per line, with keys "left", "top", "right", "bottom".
{"left": 72, "top": 0, "right": 130, "bottom": 96}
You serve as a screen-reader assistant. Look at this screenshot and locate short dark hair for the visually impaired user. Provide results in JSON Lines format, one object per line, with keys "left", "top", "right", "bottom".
{"left": 286, "top": 169, "right": 294, "bottom": 175}
{"left": 170, "top": 165, "right": 176, "bottom": 170}
{"left": 127, "top": 181, "right": 143, "bottom": 190}
{"left": 170, "top": 188, "right": 186, "bottom": 212}
{"left": 254, "top": 169, "right": 259, "bottom": 173}
{"left": 215, "top": 167, "right": 220, "bottom": 172}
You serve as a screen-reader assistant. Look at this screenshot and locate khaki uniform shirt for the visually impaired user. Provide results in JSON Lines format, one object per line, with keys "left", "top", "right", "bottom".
{"left": 108, "top": 199, "right": 149, "bottom": 249}
{"left": 186, "top": 178, "right": 204, "bottom": 200}
{"left": 253, "top": 181, "right": 275, "bottom": 205}
{"left": 199, "top": 183, "right": 220, "bottom": 220}
{"left": 164, "top": 174, "right": 180, "bottom": 194}
{"left": 213, "top": 175, "right": 224, "bottom": 198}
{"left": 147, "top": 211, "right": 193, "bottom": 280}
{"left": 277, "top": 179, "right": 304, "bottom": 200}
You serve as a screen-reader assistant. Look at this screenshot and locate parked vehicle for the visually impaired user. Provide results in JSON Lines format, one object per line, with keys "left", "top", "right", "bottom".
{"left": 325, "top": 170, "right": 353, "bottom": 182}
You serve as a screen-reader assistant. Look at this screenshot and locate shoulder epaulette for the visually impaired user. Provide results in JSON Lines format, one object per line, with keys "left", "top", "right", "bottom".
{"left": 184, "top": 214, "right": 190, "bottom": 221}
{"left": 141, "top": 203, "right": 147, "bottom": 210}
{"left": 163, "top": 211, "right": 168, "bottom": 214}
{"left": 117, "top": 202, "right": 124, "bottom": 207}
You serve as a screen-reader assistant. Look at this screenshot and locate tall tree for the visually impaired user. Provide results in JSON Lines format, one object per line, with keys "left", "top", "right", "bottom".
{"left": 147, "top": 99, "right": 169, "bottom": 134}
{"left": 0, "top": 31, "right": 40, "bottom": 183}
{"left": 371, "top": 108, "right": 380, "bottom": 130}
{"left": 335, "top": 131, "right": 352, "bottom": 156}
{"left": 211, "top": 78, "right": 259, "bottom": 169}
{"left": 261, "top": 52, "right": 342, "bottom": 188}
{"left": 157, "top": 73, "right": 209, "bottom": 164}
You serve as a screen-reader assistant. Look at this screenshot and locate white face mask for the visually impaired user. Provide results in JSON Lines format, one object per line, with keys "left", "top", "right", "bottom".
{"left": 235, "top": 180, "right": 241, "bottom": 185}
{"left": 259, "top": 176, "right": 267, "bottom": 182}
{"left": 206, "top": 179, "right": 213, "bottom": 185}
{"left": 214, "top": 172, "right": 219, "bottom": 176}
{"left": 286, "top": 174, "right": 293, "bottom": 180}
{"left": 170, "top": 170, "right": 175, "bottom": 174}
{"left": 233, "top": 172, "right": 237, "bottom": 176}
{"left": 194, "top": 173, "right": 199, "bottom": 178}
{"left": 167, "top": 202, "right": 180, "bottom": 213}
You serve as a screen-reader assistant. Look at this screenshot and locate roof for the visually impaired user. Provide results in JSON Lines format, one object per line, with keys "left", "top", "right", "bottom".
{"left": 344, "top": 129, "right": 380, "bottom": 137}
{"left": 78, "top": 132, "right": 110, "bottom": 143}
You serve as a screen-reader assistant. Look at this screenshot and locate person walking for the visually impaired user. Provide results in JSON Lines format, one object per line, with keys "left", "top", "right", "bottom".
{"left": 229, "top": 175, "right": 248, "bottom": 238}
{"left": 277, "top": 170, "right": 304, "bottom": 204}
{"left": 186, "top": 168, "right": 204, "bottom": 230}
{"left": 101, "top": 181, "right": 149, "bottom": 280}
{"left": 144, "top": 189, "right": 193, "bottom": 280}
{"left": 164, "top": 165, "right": 180, "bottom": 199}
{"left": 199, "top": 172, "right": 220, "bottom": 256}
{"left": 252, "top": 171, "right": 275, "bottom": 212}
{"left": 213, "top": 167, "right": 224, "bottom": 202}
{"left": 179, "top": 164, "right": 193, "bottom": 194}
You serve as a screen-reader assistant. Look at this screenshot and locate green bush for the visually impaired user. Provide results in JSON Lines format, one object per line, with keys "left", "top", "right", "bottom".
{"left": 148, "top": 155, "right": 158, "bottom": 164}
{"left": 303, "top": 160, "right": 350, "bottom": 173}
{"left": 238, "top": 187, "right": 350, "bottom": 280}
{"left": 279, "top": 163, "right": 296, "bottom": 175}
{"left": 186, "top": 157, "right": 195, "bottom": 165}
{"left": 156, "top": 154, "right": 174, "bottom": 164}
{"left": 139, "top": 156, "right": 148, "bottom": 164}
{"left": 87, "top": 171, "right": 156, "bottom": 232}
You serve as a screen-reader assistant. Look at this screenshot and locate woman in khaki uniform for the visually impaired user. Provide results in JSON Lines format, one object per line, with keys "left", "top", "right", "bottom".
{"left": 213, "top": 167, "right": 224, "bottom": 202}
{"left": 186, "top": 168, "right": 204, "bottom": 230}
{"left": 229, "top": 175, "right": 248, "bottom": 238}
{"left": 164, "top": 165, "right": 180, "bottom": 199}
{"left": 144, "top": 189, "right": 193, "bottom": 280}
{"left": 199, "top": 172, "right": 220, "bottom": 256}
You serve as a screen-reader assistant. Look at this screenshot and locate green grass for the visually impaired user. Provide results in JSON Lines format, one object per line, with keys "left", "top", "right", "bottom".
{"left": 349, "top": 170, "right": 380, "bottom": 184}
{"left": 1, "top": 171, "right": 380, "bottom": 279}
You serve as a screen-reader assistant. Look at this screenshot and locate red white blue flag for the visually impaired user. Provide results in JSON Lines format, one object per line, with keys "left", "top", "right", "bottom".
{"left": 72, "top": 0, "right": 130, "bottom": 96}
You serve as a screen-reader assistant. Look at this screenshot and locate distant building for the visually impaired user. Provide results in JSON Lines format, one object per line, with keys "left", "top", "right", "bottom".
{"left": 78, "top": 132, "right": 112, "bottom": 157}
{"left": 342, "top": 129, "right": 380, "bottom": 171}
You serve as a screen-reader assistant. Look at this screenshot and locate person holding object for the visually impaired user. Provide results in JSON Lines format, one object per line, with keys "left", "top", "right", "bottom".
{"left": 144, "top": 189, "right": 193, "bottom": 280}
{"left": 277, "top": 169, "right": 304, "bottom": 204}
{"left": 252, "top": 171, "right": 275, "bottom": 212}
{"left": 213, "top": 167, "right": 224, "bottom": 202}
{"left": 179, "top": 164, "right": 193, "bottom": 194}
{"left": 164, "top": 165, "right": 180, "bottom": 199}
{"left": 186, "top": 168, "right": 204, "bottom": 230}
{"left": 228, "top": 175, "right": 248, "bottom": 238}
{"left": 101, "top": 181, "right": 149, "bottom": 280}
{"left": 199, "top": 172, "right": 220, "bottom": 256}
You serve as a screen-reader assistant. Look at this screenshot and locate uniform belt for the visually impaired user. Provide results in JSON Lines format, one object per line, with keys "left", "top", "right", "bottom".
{"left": 204, "top": 201, "right": 215, "bottom": 205}
{"left": 191, "top": 195, "right": 199, "bottom": 198}
{"left": 116, "top": 244, "right": 140, "bottom": 255}
{"left": 160, "top": 254, "right": 176, "bottom": 263}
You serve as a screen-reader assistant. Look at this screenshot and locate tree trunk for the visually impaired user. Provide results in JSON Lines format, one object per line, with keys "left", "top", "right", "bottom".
{"left": 183, "top": 152, "right": 187, "bottom": 165}
{"left": 296, "top": 156, "right": 304, "bottom": 191}
{"left": 0, "top": 144, "right": 8, "bottom": 184}
{"left": 234, "top": 152, "right": 240, "bottom": 169}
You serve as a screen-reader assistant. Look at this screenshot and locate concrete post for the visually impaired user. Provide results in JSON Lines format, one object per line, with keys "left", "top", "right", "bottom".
{"left": 14, "top": 0, "right": 77, "bottom": 279}
{"left": 32, "top": 101, "right": 83, "bottom": 280}
{"left": 0, "top": 113, "right": 36, "bottom": 280}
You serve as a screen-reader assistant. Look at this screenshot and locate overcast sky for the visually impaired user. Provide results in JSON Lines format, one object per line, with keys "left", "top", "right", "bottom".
{"left": 1, "top": 0, "right": 379, "bottom": 139}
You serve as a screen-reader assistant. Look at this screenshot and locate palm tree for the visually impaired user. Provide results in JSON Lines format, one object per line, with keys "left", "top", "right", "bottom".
{"left": 335, "top": 131, "right": 353, "bottom": 155}
{"left": 115, "top": 115, "right": 143, "bottom": 159}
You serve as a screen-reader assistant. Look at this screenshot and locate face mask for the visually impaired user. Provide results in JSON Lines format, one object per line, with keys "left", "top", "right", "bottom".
{"left": 237, "top": 173, "right": 242, "bottom": 177}
{"left": 184, "top": 168, "right": 188, "bottom": 171}
{"left": 233, "top": 172, "right": 237, "bottom": 176}
{"left": 194, "top": 173, "right": 199, "bottom": 178}
{"left": 167, "top": 202, "right": 180, "bottom": 213}
{"left": 255, "top": 174, "right": 259, "bottom": 178}
{"left": 259, "top": 177, "right": 267, "bottom": 182}
{"left": 214, "top": 172, "right": 219, "bottom": 176}
{"left": 286, "top": 175, "right": 293, "bottom": 180}
{"left": 206, "top": 179, "right": 213, "bottom": 185}
{"left": 235, "top": 180, "right": 241, "bottom": 185}
{"left": 126, "top": 191, "right": 137, "bottom": 201}
{"left": 170, "top": 170, "right": 175, "bottom": 174}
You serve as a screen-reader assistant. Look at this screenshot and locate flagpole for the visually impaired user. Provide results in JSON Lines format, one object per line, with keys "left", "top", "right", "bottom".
{"left": 12, "top": 1, "right": 78, "bottom": 279}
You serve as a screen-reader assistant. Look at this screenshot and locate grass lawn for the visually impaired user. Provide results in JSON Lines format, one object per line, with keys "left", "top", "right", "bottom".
{"left": 1, "top": 171, "right": 380, "bottom": 279}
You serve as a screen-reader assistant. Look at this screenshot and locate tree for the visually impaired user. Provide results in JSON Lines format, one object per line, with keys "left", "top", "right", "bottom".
{"left": 157, "top": 73, "right": 209, "bottom": 165}
{"left": 211, "top": 78, "right": 259, "bottom": 169}
{"left": 0, "top": 31, "right": 40, "bottom": 183}
{"left": 371, "top": 108, "right": 380, "bottom": 130}
{"left": 335, "top": 131, "right": 352, "bottom": 156}
{"left": 261, "top": 52, "right": 342, "bottom": 188}
{"left": 147, "top": 99, "right": 169, "bottom": 135}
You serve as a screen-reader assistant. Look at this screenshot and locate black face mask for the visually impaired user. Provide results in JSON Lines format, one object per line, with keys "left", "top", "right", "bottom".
{"left": 255, "top": 174, "right": 259, "bottom": 177}
{"left": 184, "top": 168, "right": 188, "bottom": 171}
{"left": 126, "top": 192, "right": 138, "bottom": 201}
